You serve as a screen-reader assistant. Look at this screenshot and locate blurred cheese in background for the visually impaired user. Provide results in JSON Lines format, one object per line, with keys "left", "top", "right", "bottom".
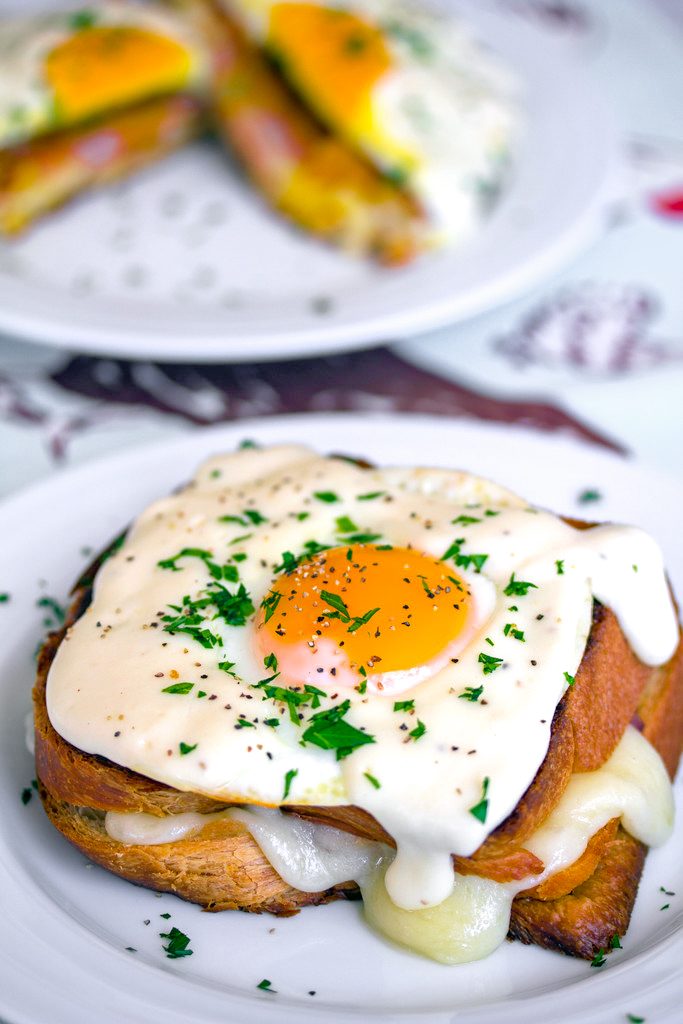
{"left": 0, "top": 2, "right": 208, "bottom": 149}
{"left": 220, "top": 0, "right": 520, "bottom": 243}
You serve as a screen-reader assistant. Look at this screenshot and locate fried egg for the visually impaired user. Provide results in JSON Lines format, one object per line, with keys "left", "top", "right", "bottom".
{"left": 46, "top": 444, "right": 678, "bottom": 916}
{"left": 222, "top": 0, "right": 519, "bottom": 242}
{"left": 0, "top": 2, "right": 208, "bottom": 149}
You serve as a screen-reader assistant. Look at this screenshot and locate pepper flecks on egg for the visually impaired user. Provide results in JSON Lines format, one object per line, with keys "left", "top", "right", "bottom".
{"left": 255, "top": 544, "right": 474, "bottom": 695}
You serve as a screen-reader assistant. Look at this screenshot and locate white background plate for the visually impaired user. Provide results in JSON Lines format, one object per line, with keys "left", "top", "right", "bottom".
{"left": 0, "top": 0, "right": 617, "bottom": 362}
{"left": 0, "top": 413, "right": 681, "bottom": 1024}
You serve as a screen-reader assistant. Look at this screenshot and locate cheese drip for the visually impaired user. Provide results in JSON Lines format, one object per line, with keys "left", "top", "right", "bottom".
{"left": 103, "top": 727, "right": 673, "bottom": 964}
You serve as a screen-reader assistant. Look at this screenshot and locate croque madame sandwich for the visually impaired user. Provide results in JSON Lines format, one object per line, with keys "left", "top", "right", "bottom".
{"left": 0, "top": 1, "right": 208, "bottom": 235}
{"left": 1, "top": 0, "right": 517, "bottom": 264}
{"left": 34, "top": 445, "right": 683, "bottom": 964}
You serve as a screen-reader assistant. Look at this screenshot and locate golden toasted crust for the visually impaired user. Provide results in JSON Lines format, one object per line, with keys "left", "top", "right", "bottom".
{"left": 38, "top": 785, "right": 352, "bottom": 914}
{"left": 509, "top": 826, "right": 647, "bottom": 957}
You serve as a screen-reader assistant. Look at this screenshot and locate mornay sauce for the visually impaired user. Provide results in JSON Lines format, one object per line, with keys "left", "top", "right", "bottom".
{"left": 47, "top": 446, "right": 679, "bottom": 913}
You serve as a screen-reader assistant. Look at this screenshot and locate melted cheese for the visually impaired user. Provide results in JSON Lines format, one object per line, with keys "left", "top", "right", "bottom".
{"left": 102, "top": 727, "right": 674, "bottom": 964}
{"left": 47, "top": 445, "right": 679, "bottom": 916}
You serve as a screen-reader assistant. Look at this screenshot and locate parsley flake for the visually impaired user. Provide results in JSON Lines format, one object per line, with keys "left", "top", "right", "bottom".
{"left": 261, "top": 589, "right": 282, "bottom": 623}
{"left": 578, "top": 488, "right": 602, "bottom": 504}
{"left": 590, "top": 949, "right": 607, "bottom": 968}
{"left": 282, "top": 769, "right": 298, "bottom": 800}
{"left": 313, "top": 491, "right": 339, "bottom": 504}
{"left": 162, "top": 682, "right": 194, "bottom": 695}
{"left": 357, "top": 491, "right": 385, "bottom": 501}
{"left": 335, "top": 515, "right": 359, "bottom": 534}
{"left": 393, "top": 699, "right": 415, "bottom": 712}
{"left": 364, "top": 771, "right": 381, "bottom": 789}
{"left": 556, "top": 559, "right": 565, "bottom": 575}
{"left": 459, "top": 685, "right": 484, "bottom": 702}
{"left": 257, "top": 979, "right": 276, "bottom": 992}
{"left": 302, "top": 700, "right": 375, "bottom": 760}
{"left": 503, "top": 573, "right": 538, "bottom": 597}
{"left": 409, "top": 719, "right": 426, "bottom": 741}
{"left": 478, "top": 652, "right": 503, "bottom": 674}
{"left": 469, "top": 777, "right": 490, "bottom": 823}
{"left": 503, "top": 623, "right": 525, "bottom": 641}
{"left": 179, "top": 742, "right": 197, "bottom": 756}
{"left": 160, "top": 927, "right": 193, "bottom": 959}
{"left": 564, "top": 671, "right": 576, "bottom": 687}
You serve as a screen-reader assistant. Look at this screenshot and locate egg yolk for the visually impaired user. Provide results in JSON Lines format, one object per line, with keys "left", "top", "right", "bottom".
{"left": 268, "top": 3, "right": 391, "bottom": 134}
{"left": 256, "top": 545, "right": 471, "bottom": 692}
{"left": 44, "top": 27, "right": 192, "bottom": 125}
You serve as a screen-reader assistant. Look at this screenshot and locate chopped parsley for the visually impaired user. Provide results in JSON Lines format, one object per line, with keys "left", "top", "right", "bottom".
{"left": 161, "top": 577, "right": 254, "bottom": 650}
{"left": 158, "top": 547, "right": 237, "bottom": 582}
{"left": 451, "top": 515, "right": 480, "bottom": 526}
{"left": 459, "top": 685, "right": 484, "bottom": 702}
{"left": 302, "top": 700, "right": 375, "bottom": 760}
{"left": 257, "top": 979, "right": 276, "bottom": 992}
{"left": 264, "top": 718, "right": 280, "bottom": 728}
{"left": 441, "top": 538, "right": 488, "bottom": 574}
{"left": 0, "top": 593, "right": 9, "bottom": 603}
{"left": 162, "top": 682, "right": 194, "bottom": 695}
{"left": 503, "top": 623, "right": 525, "bottom": 641}
{"left": 282, "top": 769, "right": 298, "bottom": 800}
{"left": 357, "top": 491, "right": 385, "bottom": 501}
{"left": 503, "top": 573, "right": 538, "bottom": 597}
{"left": 68, "top": 10, "right": 97, "bottom": 30}
{"left": 409, "top": 720, "right": 426, "bottom": 741}
{"left": 160, "top": 927, "right": 193, "bottom": 959}
{"left": 21, "top": 787, "right": 33, "bottom": 805}
{"left": 578, "top": 488, "right": 602, "bottom": 504}
{"left": 609, "top": 934, "right": 622, "bottom": 949}
{"left": 264, "top": 652, "right": 278, "bottom": 672}
{"left": 564, "top": 671, "right": 576, "bottom": 687}
{"left": 335, "top": 515, "right": 358, "bottom": 534}
{"left": 469, "top": 777, "right": 489, "bottom": 823}
{"left": 626, "top": 1017, "right": 645, "bottom": 1024}
{"left": 228, "top": 533, "right": 252, "bottom": 546}
{"left": 344, "top": 532, "right": 383, "bottom": 544}
{"left": 393, "top": 699, "right": 415, "bottom": 712}
{"left": 218, "top": 660, "right": 237, "bottom": 675}
{"left": 179, "top": 742, "right": 197, "bottom": 756}
{"left": 235, "top": 718, "right": 255, "bottom": 729}
{"left": 364, "top": 771, "right": 381, "bottom": 789}
{"left": 261, "top": 589, "right": 282, "bottom": 623}
{"left": 478, "top": 652, "right": 503, "bottom": 674}
{"left": 238, "top": 439, "right": 258, "bottom": 449}
{"left": 555, "top": 559, "right": 565, "bottom": 575}
{"left": 320, "top": 590, "right": 379, "bottom": 633}
{"left": 313, "top": 491, "right": 339, "bottom": 503}
{"left": 590, "top": 949, "right": 607, "bottom": 968}
{"left": 660, "top": 886, "right": 675, "bottom": 896}
{"left": 660, "top": 903, "right": 670, "bottom": 911}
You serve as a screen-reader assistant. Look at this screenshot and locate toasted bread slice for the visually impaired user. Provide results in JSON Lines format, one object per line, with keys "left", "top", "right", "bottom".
{"left": 0, "top": 94, "right": 202, "bottom": 236}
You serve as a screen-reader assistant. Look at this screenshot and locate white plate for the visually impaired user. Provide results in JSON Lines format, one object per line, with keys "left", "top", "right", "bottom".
{"left": 0, "top": 413, "right": 681, "bottom": 1024}
{"left": 0, "top": 0, "right": 618, "bottom": 363}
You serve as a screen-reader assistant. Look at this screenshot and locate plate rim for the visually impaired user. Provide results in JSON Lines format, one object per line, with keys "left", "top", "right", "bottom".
{"left": 0, "top": 412, "right": 681, "bottom": 1024}
{"left": 0, "top": 5, "right": 619, "bottom": 363}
